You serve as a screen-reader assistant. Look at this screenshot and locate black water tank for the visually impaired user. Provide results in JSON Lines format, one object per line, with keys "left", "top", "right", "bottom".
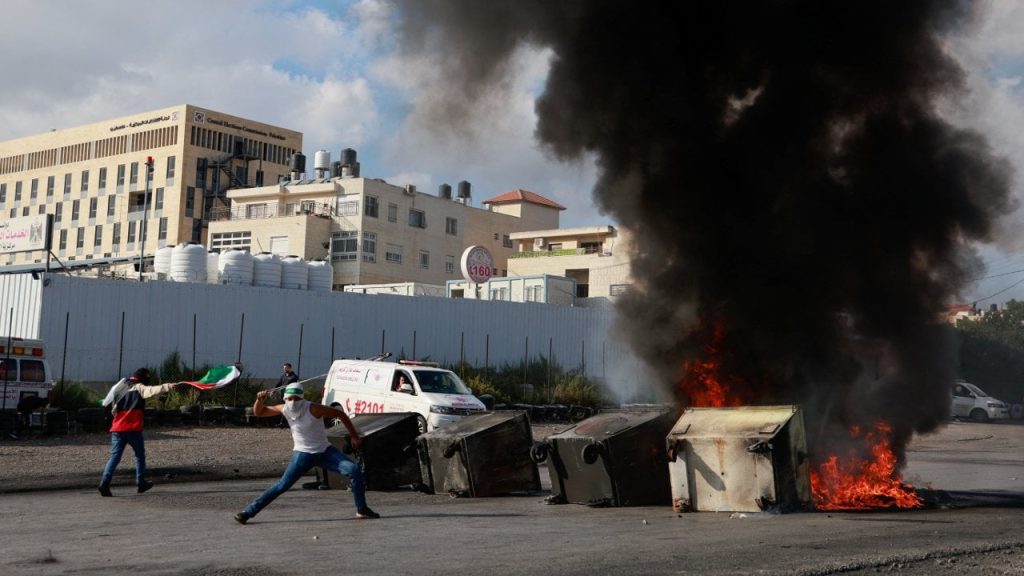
{"left": 341, "top": 148, "right": 357, "bottom": 166}
{"left": 457, "top": 180, "right": 471, "bottom": 198}
{"left": 439, "top": 183, "right": 452, "bottom": 199}
{"left": 289, "top": 153, "right": 306, "bottom": 172}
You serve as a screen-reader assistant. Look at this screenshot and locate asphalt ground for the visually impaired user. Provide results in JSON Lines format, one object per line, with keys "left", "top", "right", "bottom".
{"left": 3, "top": 420, "right": 1024, "bottom": 576}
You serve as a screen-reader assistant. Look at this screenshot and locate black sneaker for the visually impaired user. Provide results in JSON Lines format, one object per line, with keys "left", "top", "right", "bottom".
{"left": 137, "top": 481, "right": 154, "bottom": 494}
{"left": 234, "top": 512, "right": 250, "bottom": 525}
{"left": 98, "top": 484, "right": 112, "bottom": 497}
{"left": 355, "top": 506, "right": 380, "bottom": 520}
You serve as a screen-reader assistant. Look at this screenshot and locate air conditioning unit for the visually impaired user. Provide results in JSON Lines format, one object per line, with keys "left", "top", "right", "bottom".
{"left": 404, "top": 184, "right": 417, "bottom": 196}
{"left": 534, "top": 237, "right": 546, "bottom": 248}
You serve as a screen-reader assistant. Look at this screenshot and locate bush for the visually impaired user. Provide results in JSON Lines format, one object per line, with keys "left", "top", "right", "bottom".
{"left": 449, "top": 356, "right": 608, "bottom": 406}
{"left": 50, "top": 381, "right": 101, "bottom": 411}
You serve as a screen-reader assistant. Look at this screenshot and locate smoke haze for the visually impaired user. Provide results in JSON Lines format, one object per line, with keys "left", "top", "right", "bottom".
{"left": 395, "top": 1, "right": 1015, "bottom": 460}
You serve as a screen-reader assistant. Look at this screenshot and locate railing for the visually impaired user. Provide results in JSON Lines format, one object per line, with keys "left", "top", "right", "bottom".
{"left": 508, "top": 248, "right": 608, "bottom": 259}
{"left": 208, "top": 201, "right": 336, "bottom": 222}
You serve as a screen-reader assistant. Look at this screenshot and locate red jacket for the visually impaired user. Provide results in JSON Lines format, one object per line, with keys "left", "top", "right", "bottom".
{"left": 105, "top": 378, "right": 175, "bottom": 432}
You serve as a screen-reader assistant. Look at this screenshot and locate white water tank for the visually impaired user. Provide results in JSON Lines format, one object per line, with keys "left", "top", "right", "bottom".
{"left": 206, "top": 251, "right": 220, "bottom": 284}
{"left": 307, "top": 260, "right": 333, "bottom": 292}
{"left": 170, "top": 243, "right": 207, "bottom": 283}
{"left": 154, "top": 246, "right": 174, "bottom": 280}
{"left": 253, "top": 252, "right": 282, "bottom": 288}
{"left": 281, "top": 256, "right": 308, "bottom": 290}
{"left": 218, "top": 249, "right": 254, "bottom": 285}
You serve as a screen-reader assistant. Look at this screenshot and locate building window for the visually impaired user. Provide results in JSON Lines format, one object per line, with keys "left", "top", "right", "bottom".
{"left": 364, "top": 195, "right": 379, "bottom": 218}
{"left": 46, "top": 176, "right": 54, "bottom": 199}
{"left": 385, "top": 243, "right": 402, "bottom": 264}
{"left": 116, "top": 164, "right": 125, "bottom": 189}
{"left": 388, "top": 203, "right": 398, "bottom": 223}
{"left": 503, "top": 234, "right": 512, "bottom": 248}
{"left": 14, "top": 181, "right": 22, "bottom": 202}
{"left": 446, "top": 217, "right": 458, "bottom": 236}
{"left": 71, "top": 200, "right": 80, "bottom": 222}
{"left": 63, "top": 173, "right": 72, "bottom": 196}
{"left": 166, "top": 155, "right": 176, "bottom": 180}
{"left": 158, "top": 218, "right": 167, "bottom": 241}
{"left": 127, "top": 221, "right": 136, "bottom": 244}
{"left": 54, "top": 203, "right": 62, "bottom": 223}
{"left": 337, "top": 200, "right": 359, "bottom": 216}
{"left": 76, "top": 228, "right": 85, "bottom": 249}
{"left": 581, "top": 241, "right": 602, "bottom": 254}
{"left": 107, "top": 196, "right": 116, "bottom": 217}
{"left": 362, "top": 232, "right": 376, "bottom": 263}
{"left": 609, "top": 284, "right": 629, "bottom": 297}
{"left": 30, "top": 179, "right": 38, "bottom": 201}
{"left": 548, "top": 243, "right": 563, "bottom": 251}
{"left": 59, "top": 229, "right": 67, "bottom": 251}
{"left": 195, "top": 158, "right": 206, "bottom": 189}
{"left": 0, "top": 183, "right": 5, "bottom": 203}
{"left": 489, "top": 287, "right": 508, "bottom": 301}
{"left": 81, "top": 170, "right": 89, "bottom": 193}
{"left": 186, "top": 186, "right": 195, "bottom": 217}
{"left": 98, "top": 168, "right": 107, "bottom": 191}
{"left": 210, "top": 231, "right": 251, "bottom": 252}
{"left": 155, "top": 188, "right": 164, "bottom": 210}
{"left": 130, "top": 162, "right": 139, "bottom": 187}
{"left": 331, "top": 231, "right": 359, "bottom": 261}
{"left": 112, "top": 222, "right": 121, "bottom": 246}
{"left": 88, "top": 198, "right": 97, "bottom": 219}
{"left": 21, "top": 207, "right": 29, "bottom": 216}
{"left": 408, "top": 209, "right": 426, "bottom": 228}
{"left": 445, "top": 255, "right": 455, "bottom": 274}
{"left": 38, "top": 205, "right": 45, "bottom": 215}
{"left": 94, "top": 225, "right": 103, "bottom": 247}
{"left": 419, "top": 250, "right": 430, "bottom": 269}
{"left": 8, "top": 208, "right": 13, "bottom": 218}
{"left": 525, "top": 286, "right": 544, "bottom": 302}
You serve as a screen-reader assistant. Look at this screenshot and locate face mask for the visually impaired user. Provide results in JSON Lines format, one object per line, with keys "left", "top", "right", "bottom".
{"left": 283, "top": 397, "right": 307, "bottom": 418}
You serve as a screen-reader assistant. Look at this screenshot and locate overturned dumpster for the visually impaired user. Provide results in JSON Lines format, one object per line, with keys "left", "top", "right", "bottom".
{"left": 417, "top": 411, "right": 540, "bottom": 497}
{"left": 318, "top": 412, "right": 422, "bottom": 490}
{"left": 666, "top": 405, "right": 811, "bottom": 513}
{"left": 532, "top": 410, "right": 675, "bottom": 507}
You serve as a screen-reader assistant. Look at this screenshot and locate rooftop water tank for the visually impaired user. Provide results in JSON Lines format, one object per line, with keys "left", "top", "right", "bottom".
{"left": 170, "top": 243, "right": 207, "bottom": 283}
{"left": 341, "top": 148, "right": 357, "bottom": 166}
{"left": 315, "top": 149, "right": 331, "bottom": 172}
{"left": 457, "top": 180, "right": 472, "bottom": 198}
{"left": 307, "top": 260, "right": 333, "bottom": 292}
{"left": 206, "top": 251, "right": 220, "bottom": 284}
{"left": 253, "top": 252, "right": 282, "bottom": 288}
{"left": 154, "top": 246, "right": 174, "bottom": 280}
{"left": 289, "top": 153, "right": 306, "bottom": 173}
{"left": 282, "top": 256, "right": 308, "bottom": 290}
{"left": 439, "top": 183, "right": 452, "bottom": 199}
{"left": 218, "top": 249, "right": 254, "bottom": 285}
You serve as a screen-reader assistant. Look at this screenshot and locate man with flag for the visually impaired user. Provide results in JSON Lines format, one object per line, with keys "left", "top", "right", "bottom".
{"left": 233, "top": 382, "right": 380, "bottom": 523}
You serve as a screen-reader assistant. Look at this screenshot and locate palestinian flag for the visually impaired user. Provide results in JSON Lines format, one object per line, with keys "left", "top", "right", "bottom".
{"left": 180, "top": 364, "right": 241, "bottom": 390}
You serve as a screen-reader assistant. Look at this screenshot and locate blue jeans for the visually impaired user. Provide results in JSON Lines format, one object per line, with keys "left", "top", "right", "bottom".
{"left": 100, "top": 431, "right": 146, "bottom": 486}
{"left": 244, "top": 445, "right": 365, "bottom": 517}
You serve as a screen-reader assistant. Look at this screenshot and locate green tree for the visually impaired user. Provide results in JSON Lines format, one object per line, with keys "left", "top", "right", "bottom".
{"left": 956, "top": 300, "right": 1024, "bottom": 403}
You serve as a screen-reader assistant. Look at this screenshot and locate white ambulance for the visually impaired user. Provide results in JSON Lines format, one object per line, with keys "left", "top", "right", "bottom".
{"left": 0, "top": 338, "right": 55, "bottom": 407}
{"left": 321, "top": 356, "right": 486, "bottom": 433}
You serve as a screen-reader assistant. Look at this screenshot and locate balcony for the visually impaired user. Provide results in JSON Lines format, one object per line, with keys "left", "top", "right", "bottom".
{"left": 208, "top": 200, "right": 336, "bottom": 222}
{"left": 508, "top": 247, "right": 609, "bottom": 259}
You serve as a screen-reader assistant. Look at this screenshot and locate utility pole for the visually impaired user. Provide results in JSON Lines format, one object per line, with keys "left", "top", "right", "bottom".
{"left": 138, "top": 156, "right": 153, "bottom": 281}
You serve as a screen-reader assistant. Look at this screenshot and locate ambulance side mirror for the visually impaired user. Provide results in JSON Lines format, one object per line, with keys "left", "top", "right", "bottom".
{"left": 399, "top": 383, "right": 414, "bottom": 394}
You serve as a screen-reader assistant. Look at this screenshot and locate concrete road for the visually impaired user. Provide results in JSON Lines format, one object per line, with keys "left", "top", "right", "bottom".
{"left": 3, "top": 421, "right": 1024, "bottom": 576}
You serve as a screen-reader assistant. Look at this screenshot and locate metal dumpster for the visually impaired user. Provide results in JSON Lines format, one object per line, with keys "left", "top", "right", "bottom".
{"left": 317, "top": 412, "right": 422, "bottom": 490}
{"left": 417, "top": 411, "right": 540, "bottom": 497}
{"left": 666, "top": 405, "right": 811, "bottom": 513}
{"left": 532, "top": 410, "right": 676, "bottom": 506}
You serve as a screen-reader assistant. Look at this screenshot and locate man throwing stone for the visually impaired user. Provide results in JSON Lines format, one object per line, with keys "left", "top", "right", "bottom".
{"left": 234, "top": 382, "right": 379, "bottom": 523}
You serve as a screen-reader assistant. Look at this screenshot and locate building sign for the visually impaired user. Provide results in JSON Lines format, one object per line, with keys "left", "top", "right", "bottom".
{"left": 460, "top": 245, "right": 493, "bottom": 284}
{"left": 0, "top": 215, "right": 51, "bottom": 254}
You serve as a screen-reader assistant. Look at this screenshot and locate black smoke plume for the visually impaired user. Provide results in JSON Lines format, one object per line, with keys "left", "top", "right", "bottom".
{"left": 394, "top": 1, "right": 1013, "bottom": 465}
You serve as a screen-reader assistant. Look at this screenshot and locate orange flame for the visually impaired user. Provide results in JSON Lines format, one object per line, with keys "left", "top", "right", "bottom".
{"left": 810, "top": 421, "right": 922, "bottom": 510}
{"left": 680, "top": 320, "right": 751, "bottom": 407}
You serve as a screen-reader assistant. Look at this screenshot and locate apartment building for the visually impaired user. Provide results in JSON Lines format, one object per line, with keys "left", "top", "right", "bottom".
{"left": 209, "top": 178, "right": 565, "bottom": 289}
{"left": 0, "top": 105, "right": 302, "bottom": 268}
{"left": 507, "top": 225, "right": 633, "bottom": 300}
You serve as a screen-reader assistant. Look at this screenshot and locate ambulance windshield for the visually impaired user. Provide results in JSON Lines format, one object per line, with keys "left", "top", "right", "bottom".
{"left": 414, "top": 370, "right": 472, "bottom": 395}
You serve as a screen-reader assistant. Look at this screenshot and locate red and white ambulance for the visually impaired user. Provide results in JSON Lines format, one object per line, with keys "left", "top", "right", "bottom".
{"left": 0, "top": 338, "right": 54, "bottom": 407}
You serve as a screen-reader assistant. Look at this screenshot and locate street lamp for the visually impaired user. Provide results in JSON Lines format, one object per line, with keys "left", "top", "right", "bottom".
{"left": 138, "top": 156, "right": 154, "bottom": 281}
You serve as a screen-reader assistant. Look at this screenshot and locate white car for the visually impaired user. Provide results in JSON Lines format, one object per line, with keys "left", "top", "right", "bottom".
{"left": 951, "top": 381, "right": 1010, "bottom": 422}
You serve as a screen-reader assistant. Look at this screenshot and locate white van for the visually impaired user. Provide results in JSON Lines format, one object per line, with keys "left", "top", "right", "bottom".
{"left": 0, "top": 337, "right": 54, "bottom": 408}
{"left": 951, "top": 381, "right": 1010, "bottom": 423}
{"left": 321, "top": 357, "right": 486, "bottom": 432}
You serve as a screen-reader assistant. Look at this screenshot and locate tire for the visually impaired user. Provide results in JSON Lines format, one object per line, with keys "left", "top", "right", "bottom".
{"left": 530, "top": 442, "right": 549, "bottom": 464}
{"left": 970, "top": 408, "right": 990, "bottom": 423}
{"left": 581, "top": 442, "right": 602, "bottom": 465}
{"left": 415, "top": 415, "right": 427, "bottom": 435}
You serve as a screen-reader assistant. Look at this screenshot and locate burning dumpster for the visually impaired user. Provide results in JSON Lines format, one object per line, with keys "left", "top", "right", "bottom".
{"left": 417, "top": 411, "right": 540, "bottom": 497}
{"left": 532, "top": 410, "right": 676, "bottom": 507}
{"left": 317, "top": 412, "right": 422, "bottom": 490}
{"left": 666, "top": 405, "right": 811, "bottom": 513}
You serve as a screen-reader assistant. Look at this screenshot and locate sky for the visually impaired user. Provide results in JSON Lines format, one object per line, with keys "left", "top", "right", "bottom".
{"left": 0, "top": 0, "right": 1023, "bottom": 306}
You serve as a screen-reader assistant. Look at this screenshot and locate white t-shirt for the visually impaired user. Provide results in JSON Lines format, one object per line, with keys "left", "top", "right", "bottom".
{"left": 281, "top": 399, "right": 330, "bottom": 454}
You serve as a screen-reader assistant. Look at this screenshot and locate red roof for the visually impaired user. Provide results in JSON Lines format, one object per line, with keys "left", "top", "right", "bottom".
{"left": 482, "top": 189, "right": 566, "bottom": 210}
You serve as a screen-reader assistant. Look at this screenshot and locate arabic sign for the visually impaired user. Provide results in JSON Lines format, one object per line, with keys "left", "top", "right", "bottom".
{"left": 0, "top": 215, "right": 51, "bottom": 254}
{"left": 460, "top": 245, "right": 494, "bottom": 284}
